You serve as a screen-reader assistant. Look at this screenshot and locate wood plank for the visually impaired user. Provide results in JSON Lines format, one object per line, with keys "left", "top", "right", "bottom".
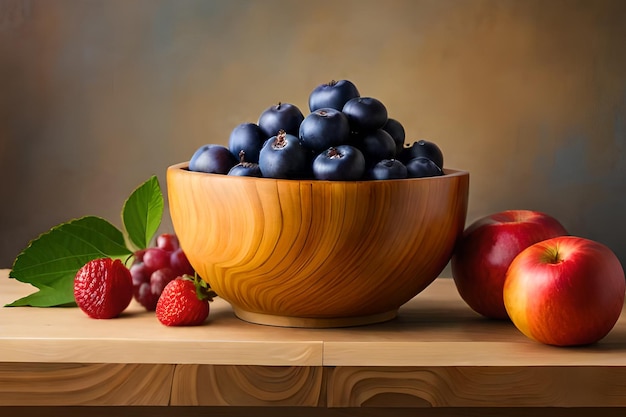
{"left": 0, "top": 338, "right": 322, "bottom": 366}
{"left": 0, "top": 271, "right": 323, "bottom": 366}
{"left": 322, "top": 339, "right": 626, "bottom": 366}
{"left": 2, "top": 407, "right": 625, "bottom": 417}
{"left": 0, "top": 363, "right": 173, "bottom": 406}
{"left": 2, "top": 269, "right": 625, "bottom": 368}
{"left": 170, "top": 365, "right": 326, "bottom": 406}
{"left": 2, "top": 268, "right": 626, "bottom": 410}
{"left": 319, "top": 278, "right": 626, "bottom": 366}
{"left": 327, "top": 366, "right": 626, "bottom": 407}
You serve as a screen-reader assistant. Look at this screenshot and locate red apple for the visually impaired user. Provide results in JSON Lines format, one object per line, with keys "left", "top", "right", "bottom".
{"left": 503, "top": 236, "right": 625, "bottom": 346}
{"left": 451, "top": 210, "right": 568, "bottom": 319}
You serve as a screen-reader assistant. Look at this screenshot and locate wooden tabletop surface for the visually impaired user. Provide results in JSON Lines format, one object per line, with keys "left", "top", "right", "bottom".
{"left": 2, "top": 268, "right": 625, "bottom": 367}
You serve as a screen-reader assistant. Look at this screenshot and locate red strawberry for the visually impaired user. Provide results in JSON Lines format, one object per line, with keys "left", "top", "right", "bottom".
{"left": 74, "top": 258, "right": 134, "bottom": 319}
{"left": 156, "top": 275, "right": 215, "bottom": 326}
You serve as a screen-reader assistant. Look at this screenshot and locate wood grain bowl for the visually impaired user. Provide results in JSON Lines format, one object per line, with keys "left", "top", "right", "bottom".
{"left": 167, "top": 162, "right": 469, "bottom": 328}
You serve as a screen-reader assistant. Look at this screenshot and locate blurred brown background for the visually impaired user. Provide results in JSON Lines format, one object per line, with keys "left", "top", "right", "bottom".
{"left": 1, "top": 0, "right": 625, "bottom": 271}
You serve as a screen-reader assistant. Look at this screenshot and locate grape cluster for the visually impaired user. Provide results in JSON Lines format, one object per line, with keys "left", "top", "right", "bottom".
{"left": 130, "top": 233, "right": 195, "bottom": 311}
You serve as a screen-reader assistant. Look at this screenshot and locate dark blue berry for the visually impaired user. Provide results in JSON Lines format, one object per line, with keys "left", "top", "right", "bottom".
{"left": 228, "top": 123, "right": 266, "bottom": 163}
{"left": 189, "top": 144, "right": 237, "bottom": 174}
{"left": 406, "top": 157, "right": 443, "bottom": 178}
{"left": 258, "top": 102, "right": 304, "bottom": 138}
{"left": 342, "top": 97, "right": 388, "bottom": 133}
{"left": 308, "top": 79, "right": 360, "bottom": 112}
{"left": 312, "top": 145, "right": 365, "bottom": 181}
{"left": 382, "top": 118, "right": 406, "bottom": 156}
{"left": 299, "top": 108, "right": 350, "bottom": 152}
{"left": 368, "top": 159, "right": 408, "bottom": 180}
{"left": 400, "top": 140, "right": 444, "bottom": 169}
{"left": 258, "top": 130, "right": 309, "bottom": 179}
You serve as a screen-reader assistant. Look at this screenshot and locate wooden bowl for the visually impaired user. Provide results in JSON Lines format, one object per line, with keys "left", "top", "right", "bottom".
{"left": 167, "top": 162, "right": 469, "bottom": 328}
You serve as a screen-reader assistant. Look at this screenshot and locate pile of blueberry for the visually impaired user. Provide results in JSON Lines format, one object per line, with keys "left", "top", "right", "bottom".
{"left": 188, "top": 79, "right": 444, "bottom": 181}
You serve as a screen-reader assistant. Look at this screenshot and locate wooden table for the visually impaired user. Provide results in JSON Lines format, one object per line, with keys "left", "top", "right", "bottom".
{"left": 1, "top": 268, "right": 625, "bottom": 416}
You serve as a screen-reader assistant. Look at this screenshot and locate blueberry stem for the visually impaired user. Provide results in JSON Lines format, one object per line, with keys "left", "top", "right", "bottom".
{"left": 327, "top": 147, "right": 343, "bottom": 159}
{"left": 273, "top": 130, "right": 287, "bottom": 149}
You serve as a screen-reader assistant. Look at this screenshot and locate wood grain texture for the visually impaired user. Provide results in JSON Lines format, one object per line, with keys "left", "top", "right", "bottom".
{"left": 322, "top": 340, "right": 626, "bottom": 367}
{"left": 2, "top": 269, "right": 626, "bottom": 412}
{"left": 167, "top": 163, "right": 469, "bottom": 326}
{"left": 170, "top": 365, "right": 325, "bottom": 406}
{"left": 233, "top": 307, "right": 398, "bottom": 328}
{"left": 4, "top": 406, "right": 626, "bottom": 417}
{"left": 327, "top": 366, "right": 626, "bottom": 407}
{"left": 0, "top": 272, "right": 323, "bottom": 366}
{"left": 0, "top": 362, "right": 173, "bottom": 405}
{"left": 1, "top": 270, "right": 624, "bottom": 368}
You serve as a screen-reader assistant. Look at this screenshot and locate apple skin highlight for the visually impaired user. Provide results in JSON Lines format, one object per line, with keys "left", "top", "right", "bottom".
{"left": 504, "top": 236, "right": 626, "bottom": 346}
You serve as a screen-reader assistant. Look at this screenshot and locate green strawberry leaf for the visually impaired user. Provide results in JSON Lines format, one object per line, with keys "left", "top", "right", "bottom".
{"left": 122, "top": 175, "right": 164, "bottom": 251}
{"left": 7, "top": 216, "right": 131, "bottom": 307}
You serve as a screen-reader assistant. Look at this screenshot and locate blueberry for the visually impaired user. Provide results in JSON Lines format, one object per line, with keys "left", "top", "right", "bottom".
{"left": 299, "top": 108, "right": 350, "bottom": 152}
{"left": 308, "top": 79, "right": 360, "bottom": 112}
{"left": 353, "top": 129, "right": 396, "bottom": 168}
{"left": 382, "top": 118, "right": 406, "bottom": 156}
{"left": 342, "top": 97, "right": 388, "bottom": 133}
{"left": 400, "top": 139, "right": 444, "bottom": 169}
{"left": 189, "top": 144, "right": 238, "bottom": 174}
{"left": 228, "top": 163, "right": 263, "bottom": 177}
{"left": 258, "top": 102, "right": 304, "bottom": 138}
{"left": 312, "top": 145, "right": 365, "bottom": 181}
{"left": 406, "top": 157, "right": 444, "bottom": 178}
{"left": 258, "top": 130, "right": 309, "bottom": 179}
{"left": 368, "top": 159, "right": 408, "bottom": 180}
{"left": 228, "top": 123, "right": 266, "bottom": 163}
{"left": 228, "top": 150, "right": 263, "bottom": 177}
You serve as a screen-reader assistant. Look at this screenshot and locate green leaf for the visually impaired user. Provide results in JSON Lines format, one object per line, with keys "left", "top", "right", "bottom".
{"left": 7, "top": 283, "right": 77, "bottom": 307}
{"left": 7, "top": 216, "right": 131, "bottom": 307}
{"left": 122, "top": 175, "right": 164, "bottom": 251}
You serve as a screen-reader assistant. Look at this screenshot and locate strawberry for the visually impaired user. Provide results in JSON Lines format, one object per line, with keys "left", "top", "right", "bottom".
{"left": 74, "top": 258, "right": 134, "bottom": 319}
{"left": 156, "top": 275, "right": 215, "bottom": 326}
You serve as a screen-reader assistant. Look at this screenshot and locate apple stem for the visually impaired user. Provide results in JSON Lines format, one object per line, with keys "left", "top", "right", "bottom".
{"left": 542, "top": 246, "right": 564, "bottom": 264}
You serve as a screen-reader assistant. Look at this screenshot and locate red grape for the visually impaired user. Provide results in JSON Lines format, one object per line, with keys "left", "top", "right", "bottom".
{"left": 150, "top": 267, "right": 177, "bottom": 295}
{"left": 157, "top": 233, "right": 179, "bottom": 252}
{"left": 135, "top": 282, "right": 160, "bottom": 311}
{"left": 130, "top": 233, "right": 197, "bottom": 312}
{"left": 129, "top": 262, "right": 150, "bottom": 287}
{"left": 143, "top": 248, "right": 170, "bottom": 271}
{"left": 170, "top": 248, "right": 194, "bottom": 276}
{"left": 134, "top": 249, "right": 146, "bottom": 262}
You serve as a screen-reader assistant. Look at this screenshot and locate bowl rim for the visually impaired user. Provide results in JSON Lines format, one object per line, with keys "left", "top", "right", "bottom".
{"left": 167, "top": 161, "right": 468, "bottom": 183}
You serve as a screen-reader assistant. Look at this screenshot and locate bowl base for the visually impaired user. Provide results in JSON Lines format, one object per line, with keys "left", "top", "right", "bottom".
{"left": 232, "top": 307, "right": 398, "bottom": 328}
